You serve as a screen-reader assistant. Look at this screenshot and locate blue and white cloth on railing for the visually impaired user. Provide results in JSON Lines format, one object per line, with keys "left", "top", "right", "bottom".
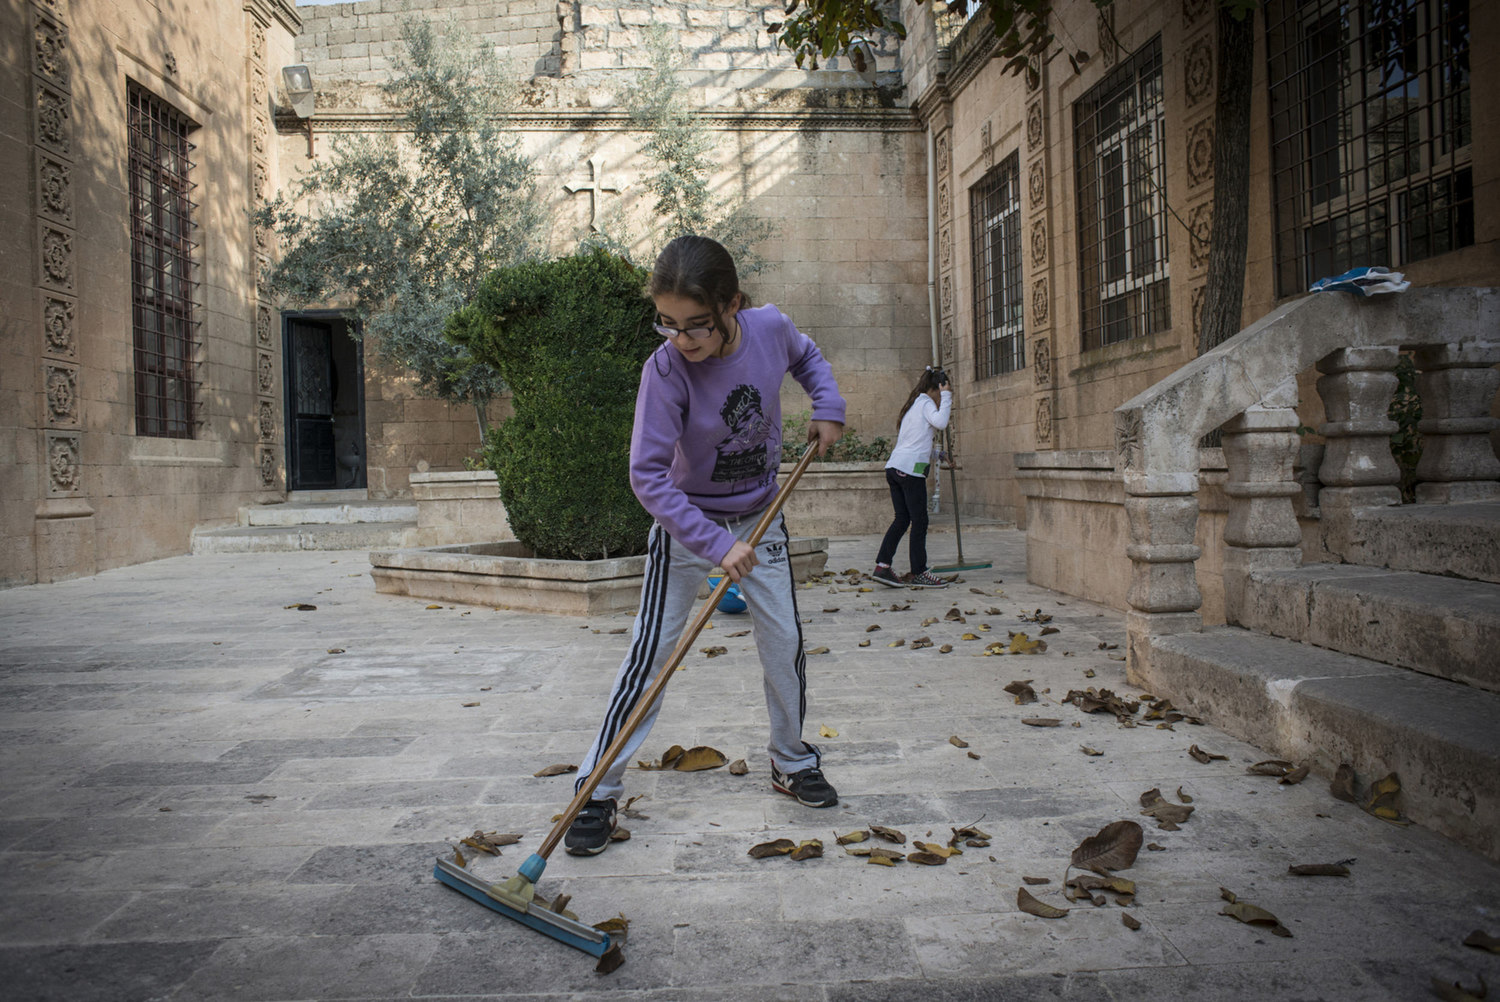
{"left": 1310, "top": 266, "right": 1411, "bottom": 296}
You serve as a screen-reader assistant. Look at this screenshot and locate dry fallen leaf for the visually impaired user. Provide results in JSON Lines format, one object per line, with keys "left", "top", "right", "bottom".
{"left": 1008, "top": 632, "right": 1047, "bottom": 655}
{"left": 1431, "top": 975, "right": 1489, "bottom": 1002}
{"left": 533, "top": 763, "right": 578, "bottom": 777}
{"left": 1070, "top": 820, "right": 1143, "bottom": 875}
{"left": 870, "top": 824, "right": 907, "bottom": 844}
{"left": 1288, "top": 862, "right": 1350, "bottom": 877}
{"left": 806, "top": 646, "right": 831, "bottom": 655}
{"left": 1022, "top": 718, "right": 1062, "bottom": 727}
{"left": 866, "top": 624, "right": 881, "bottom": 632}
{"left": 858, "top": 639, "right": 871, "bottom": 647}
{"left": 1189, "top": 744, "right": 1227, "bottom": 764}
{"left": 1280, "top": 765, "right": 1311, "bottom": 785}
{"left": 1464, "top": 930, "right": 1500, "bottom": 954}
{"left": 727, "top": 630, "right": 751, "bottom": 638}
{"left": 1330, "top": 762, "right": 1359, "bottom": 802}
{"left": 836, "top": 829, "right": 869, "bottom": 845}
{"left": 1219, "top": 887, "right": 1292, "bottom": 937}
{"left": 1364, "top": 771, "right": 1409, "bottom": 824}
{"left": 1004, "top": 680, "right": 1038, "bottom": 705}
{"left": 1139, "top": 787, "right": 1194, "bottom": 828}
{"left": 819, "top": 724, "right": 839, "bottom": 738}
{"left": 1017, "top": 886, "right": 1068, "bottom": 919}
{"left": 1022, "top": 876, "right": 1051, "bottom": 885}
{"left": 701, "top": 646, "right": 729, "bottom": 658}
{"left": 609, "top": 827, "right": 631, "bottom": 842}
{"left": 790, "top": 839, "right": 824, "bottom": 861}
{"left": 426, "top": 604, "right": 444, "bottom": 610}
{"left": 949, "top": 736, "right": 970, "bottom": 748}
{"left": 1122, "top": 913, "right": 1142, "bottom": 931}
{"left": 748, "top": 838, "right": 796, "bottom": 859}
{"left": 284, "top": 603, "right": 317, "bottom": 611}
{"left": 728, "top": 759, "right": 749, "bottom": 775}
{"left": 1081, "top": 746, "right": 1104, "bottom": 757}
{"left": 673, "top": 746, "right": 727, "bottom": 771}
{"left": 1247, "top": 759, "right": 1296, "bottom": 777}
{"left": 907, "top": 851, "right": 947, "bottom": 865}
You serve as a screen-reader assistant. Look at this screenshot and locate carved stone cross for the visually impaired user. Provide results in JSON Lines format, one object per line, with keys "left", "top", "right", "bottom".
{"left": 564, "top": 157, "right": 622, "bottom": 232}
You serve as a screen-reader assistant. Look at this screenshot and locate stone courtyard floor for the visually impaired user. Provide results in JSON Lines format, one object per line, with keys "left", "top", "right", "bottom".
{"left": 1, "top": 527, "right": 1496, "bottom": 1001}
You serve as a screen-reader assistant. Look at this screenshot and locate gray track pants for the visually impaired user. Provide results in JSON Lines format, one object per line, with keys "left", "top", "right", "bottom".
{"left": 574, "top": 510, "right": 821, "bottom": 803}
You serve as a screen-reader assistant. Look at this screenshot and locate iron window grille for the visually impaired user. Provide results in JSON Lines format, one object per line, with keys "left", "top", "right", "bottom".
{"left": 1074, "top": 35, "right": 1170, "bottom": 352}
{"left": 970, "top": 152, "right": 1025, "bottom": 377}
{"left": 128, "top": 83, "right": 201, "bottom": 439}
{"left": 1267, "top": 0, "right": 1472, "bottom": 298}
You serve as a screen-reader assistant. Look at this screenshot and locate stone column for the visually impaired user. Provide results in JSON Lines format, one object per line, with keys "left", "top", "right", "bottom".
{"left": 1316, "top": 346, "right": 1401, "bottom": 557}
{"left": 1220, "top": 390, "right": 1303, "bottom": 625}
{"left": 1412, "top": 342, "right": 1500, "bottom": 503}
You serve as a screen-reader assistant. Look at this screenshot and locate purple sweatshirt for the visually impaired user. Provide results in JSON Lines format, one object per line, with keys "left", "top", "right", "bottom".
{"left": 629, "top": 303, "right": 846, "bottom": 566}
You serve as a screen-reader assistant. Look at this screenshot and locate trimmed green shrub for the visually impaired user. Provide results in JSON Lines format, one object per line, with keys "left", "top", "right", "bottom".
{"left": 450, "top": 250, "right": 657, "bottom": 559}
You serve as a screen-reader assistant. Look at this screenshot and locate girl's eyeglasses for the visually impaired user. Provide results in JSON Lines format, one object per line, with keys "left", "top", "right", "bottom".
{"left": 654, "top": 319, "right": 717, "bottom": 341}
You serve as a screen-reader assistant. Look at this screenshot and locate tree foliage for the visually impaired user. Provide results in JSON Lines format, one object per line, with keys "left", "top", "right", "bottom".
{"left": 449, "top": 250, "right": 657, "bottom": 560}
{"left": 620, "top": 24, "right": 776, "bottom": 273}
{"left": 257, "top": 17, "right": 545, "bottom": 432}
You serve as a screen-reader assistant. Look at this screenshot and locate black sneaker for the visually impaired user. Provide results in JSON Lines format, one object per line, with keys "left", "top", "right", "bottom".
{"left": 871, "top": 566, "right": 903, "bottom": 588}
{"left": 563, "top": 798, "right": 617, "bottom": 855}
{"left": 905, "top": 570, "right": 949, "bottom": 589}
{"left": 771, "top": 764, "right": 839, "bottom": 808}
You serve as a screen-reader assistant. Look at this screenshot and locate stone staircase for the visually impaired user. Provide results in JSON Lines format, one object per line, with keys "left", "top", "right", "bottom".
{"left": 1111, "top": 289, "right": 1500, "bottom": 861}
{"left": 190, "top": 490, "right": 416, "bottom": 553}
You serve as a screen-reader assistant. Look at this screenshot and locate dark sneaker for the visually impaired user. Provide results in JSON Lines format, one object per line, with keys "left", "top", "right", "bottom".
{"left": 771, "top": 764, "right": 839, "bottom": 808}
{"left": 906, "top": 570, "right": 949, "bottom": 589}
{"left": 564, "top": 798, "right": 617, "bottom": 855}
{"left": 871, "top": 566, "right": 903, "bottom": 588}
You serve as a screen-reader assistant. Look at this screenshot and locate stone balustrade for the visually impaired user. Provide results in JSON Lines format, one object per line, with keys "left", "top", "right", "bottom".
{"left": 1112, "top": 288, "right": 1500, "bottom": 676}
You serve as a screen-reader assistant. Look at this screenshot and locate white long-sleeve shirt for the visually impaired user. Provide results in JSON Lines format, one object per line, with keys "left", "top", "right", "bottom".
{"left": 885, "top": 389, "right": 952, "bottom": 477}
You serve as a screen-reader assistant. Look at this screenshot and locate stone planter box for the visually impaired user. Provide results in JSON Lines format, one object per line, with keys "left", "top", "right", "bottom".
{"left": 370, "top": 536, "right": 829, "bottom": 616}
{"left": 776, "top": 460, "right": 891, "bottom": 537}
{"left": 401, "top": 470, "right": 515, "bottom": 548}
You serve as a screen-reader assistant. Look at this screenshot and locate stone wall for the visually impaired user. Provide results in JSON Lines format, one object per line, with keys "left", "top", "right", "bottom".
{"left": 1, "top": 0, "right": 303, "bottom": 585}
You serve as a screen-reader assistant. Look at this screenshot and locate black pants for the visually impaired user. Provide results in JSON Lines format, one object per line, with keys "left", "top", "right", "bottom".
{"left": 876, "top": 467, "right": 929, "bottom": 575}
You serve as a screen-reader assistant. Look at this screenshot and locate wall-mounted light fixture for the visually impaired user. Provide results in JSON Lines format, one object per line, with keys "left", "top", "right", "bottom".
{"left": 282, "top": 64, "right": 315, "bottom": 118}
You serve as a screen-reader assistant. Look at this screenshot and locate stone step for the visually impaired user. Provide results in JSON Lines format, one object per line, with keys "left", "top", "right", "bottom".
{"left": 1337, "top": 500, "right": 1500, "bottom": 583}
{"left": 240, "top": 500, "right": 417, "bottom": 527}
{"left": 191, "top": 521, "right": 415, "bottom": 554}
{"left": 1240, "top": 563, "right": 1500, "bottom": 693}
{"left": 1138, "top": 626, "right": 1500, "bottom": 861}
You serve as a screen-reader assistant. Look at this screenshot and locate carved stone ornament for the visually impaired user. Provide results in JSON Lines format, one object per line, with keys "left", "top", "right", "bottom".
{"left": 1115, "top": 409, "right": 1143, "bottom": 471}
{"left": 258, "top": 399, "right": 275, "bottom": 440}
{"left": 43, "top": 296, "right": 74, "bottom": 356}
{"left": 1183, "top": 0, "right": 1212, "bottom": 24}
{"left": 36, "top": 0, "right": 68, "bottom": 20}
{"left": 981, "top": 120, "right": 994, "bottom": 170}
{"left": 36, "top": 84, "right": 70, "bottom": 154}
{"left": 1032, "top": 276, "right": 1049, "bottom": 326}
{"left": 1036, "top": 397, "right": 1053, "bottom": 443}
{"left": 1025, "top": 56, "right": 1042, "bottom": 92}
{"left": 258, "top": 352, "right": 275, "bottom": 393}
{"left": 41, "top": 226, "right": 73, "bottom": 291}
{"left": 33, "top": 15, "right": 69, "bottom": 87}
{"left": 48, "top": 432, "right": 80, "bottom": 494}
{"left": 1189, "top": 201, "right": 1213, "bottom": 270}
{"left": 46, "top": 363, "right": 77, "bottom": 424}
{"left": 163, "top": 50, "right": 177, "bottom": 76}
{"left": 252, "top": 161, "right": 268, "bottom": 201}
{"left": 1026, "top": 100, "right": 1044, "bottom": 151}
{"left": 941, "top": 273, "right": 953, "bottom": 317}
{"left": 1098, "top": 10, "right": 1117, "bottom": 68}
{"left": 937, "top": 130, "right": 951, "bottom": 177}
{"left": 1185, "top": 35, "right": 1214, "bottom": 108}
{"left": 259, "top": 446, "right": 277, "bottom": 487}
{"left": 940, "top": 223, "right": 952, "bottom": 270}
{"left": 257, "top": 305, "right": 273, "bottom": 346}
{"left": 1187, "top": 118, "right": 1215, "bottom": 187}
{"left": 38, "top": 155, "right": 71, "bottom": 224}
{"left": 1030, "top": 218, "right": 1047, "bottom": 267}
{"left": 937, "top": 178, "right": 950, "bottom": 221}
{"left": 252, "top": 115, "right": 268, "bottom": 155}
{"left": 1034, "top": 336, "right": 1052, "bottom": 386}
{"left": 251, "top": 20, "right": 267, "bottom": 64}
{"left": 1028, "top": 159, "right": 1046, "bottom": 209}
{"left": 251, "top": 70, "right": 266, "bottom": 111}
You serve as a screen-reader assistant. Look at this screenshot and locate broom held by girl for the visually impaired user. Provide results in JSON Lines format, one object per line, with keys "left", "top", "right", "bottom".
{"left": 565, "top": 235, "right": 846, "bottom": 856}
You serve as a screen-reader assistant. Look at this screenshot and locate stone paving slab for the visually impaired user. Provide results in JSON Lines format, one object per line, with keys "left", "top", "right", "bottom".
{"left": 1, "top": 530, "right": 1497, "bottom": 1000}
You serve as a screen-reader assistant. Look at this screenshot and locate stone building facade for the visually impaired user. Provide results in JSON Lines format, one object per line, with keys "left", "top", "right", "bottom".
{"left": 3, "top": 0, "right": 1493, "bottom": 587}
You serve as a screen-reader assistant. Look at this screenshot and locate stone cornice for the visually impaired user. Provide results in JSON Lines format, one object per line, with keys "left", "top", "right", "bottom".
{"left": 275, "top": 107, "right": 923, "bottom": 134}
{"left": 244, "top": 0, "right": 301, "bottom": 35}
{"left": 947, "top": 14, "right": 1001, "bottom": 94}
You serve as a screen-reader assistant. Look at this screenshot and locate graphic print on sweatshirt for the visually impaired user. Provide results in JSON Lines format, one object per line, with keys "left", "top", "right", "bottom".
{"left": 712, "top": 383, "right": 776, "bottom": 487}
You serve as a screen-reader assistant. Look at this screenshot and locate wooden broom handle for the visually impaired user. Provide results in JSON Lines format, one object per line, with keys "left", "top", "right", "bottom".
{"left": 536, "top": 445, "right": 820, "bottom": 860}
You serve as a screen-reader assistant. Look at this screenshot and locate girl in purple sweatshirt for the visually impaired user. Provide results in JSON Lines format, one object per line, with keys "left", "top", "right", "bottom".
{"left": 566, "top": 235, "right": 846, "bottom": 856}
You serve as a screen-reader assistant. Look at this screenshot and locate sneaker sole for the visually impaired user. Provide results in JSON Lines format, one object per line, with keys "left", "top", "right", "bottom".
{"left": 564, "top": 838, "right": 612, "bottom": 856}
{"left": 771, "top": 780, "right": 838, "bottom": 808}
{"left": 906, "top": 582, "right": 948, "bottom": 589}
{"left": 872, "top": 578, "right": 904, "bottom": 588}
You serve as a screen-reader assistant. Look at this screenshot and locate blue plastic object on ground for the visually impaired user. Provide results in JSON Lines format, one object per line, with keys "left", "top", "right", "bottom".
{"left": 707, "top": 575, "right": 747, "bottom": 613}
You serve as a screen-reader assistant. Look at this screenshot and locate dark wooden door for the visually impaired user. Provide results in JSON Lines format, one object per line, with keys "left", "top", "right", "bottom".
{"left": 285, "top": 318, "right": 337, "bottom": 490}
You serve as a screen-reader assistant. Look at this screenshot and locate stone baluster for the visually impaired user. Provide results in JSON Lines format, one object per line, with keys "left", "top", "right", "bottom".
{"left": 1220, "top": 381, "right": 1303, "bottom": 625}
{"left": 1412, "top": 342, "right": 1500, "bottom": 503}
{"left": 1316, "top": 346, "right": 1401, "bottom": 557}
